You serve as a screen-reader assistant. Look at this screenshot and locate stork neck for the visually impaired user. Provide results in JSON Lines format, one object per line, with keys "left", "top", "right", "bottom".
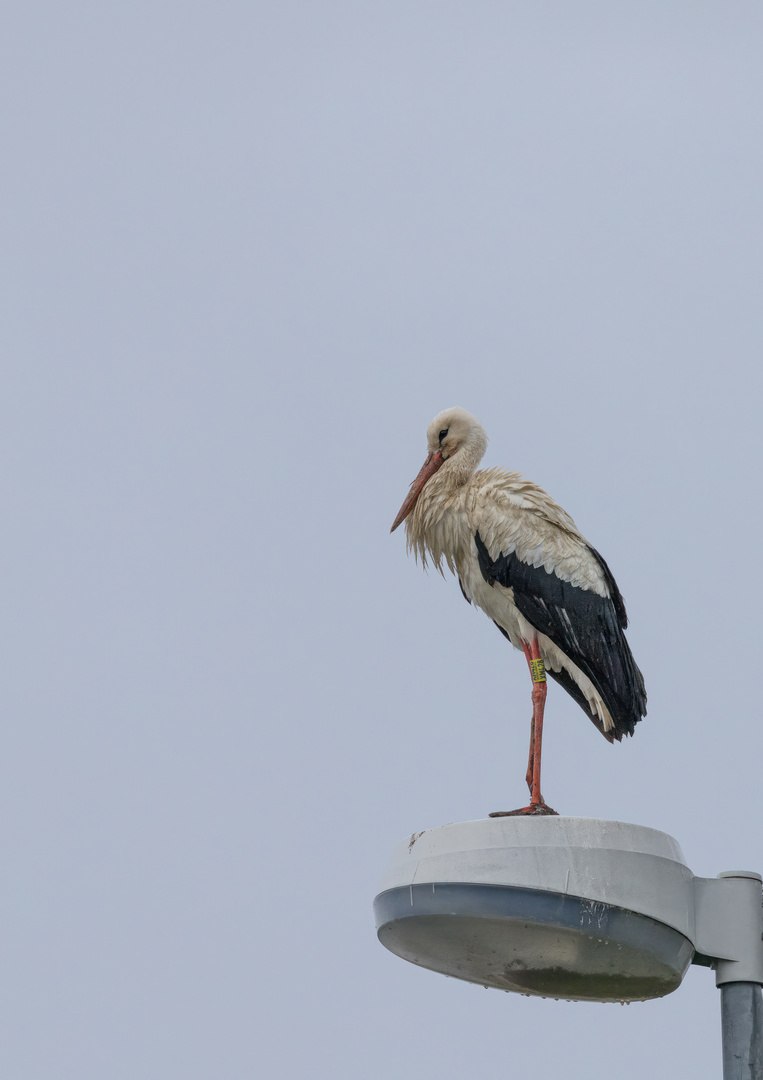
{"left": 438, "top": 442, "right": 482, "bottom": 490}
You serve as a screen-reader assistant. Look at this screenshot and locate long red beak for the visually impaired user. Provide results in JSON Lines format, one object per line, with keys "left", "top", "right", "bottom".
{"left": 390, "top": 450, "right": 445, "bottom": 533}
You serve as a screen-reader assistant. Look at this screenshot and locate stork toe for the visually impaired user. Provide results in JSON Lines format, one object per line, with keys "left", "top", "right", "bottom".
{"left": 489, "top": 804, "right": 559, "bottom": 817}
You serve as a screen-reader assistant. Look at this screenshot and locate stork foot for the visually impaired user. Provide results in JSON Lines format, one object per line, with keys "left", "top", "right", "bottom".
{"left": 489, "top": 802, "right": 559, "bottom": 817}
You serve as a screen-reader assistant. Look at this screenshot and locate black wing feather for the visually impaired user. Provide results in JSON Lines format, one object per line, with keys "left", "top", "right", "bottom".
{"left": 475, "top": 531, "right": 646, "bottom": 739}
{"left": 587, "top": 544, "right": 628, "bottom": 628}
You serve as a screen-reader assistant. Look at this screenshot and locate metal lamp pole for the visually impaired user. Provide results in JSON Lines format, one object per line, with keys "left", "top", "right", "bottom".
{"left": 713, "top": 872, "right": 763, "bottom": 1079}
{"left": 721, "top": 983, "right": 763, "bottom": 1079}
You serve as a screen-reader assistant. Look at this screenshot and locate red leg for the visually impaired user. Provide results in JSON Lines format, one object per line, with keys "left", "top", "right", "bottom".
{"left": 521, "top": 641, "right": 536, "bottom": 793}
{"left": 490, "top": 638, "right": 558, "bottom": 818}
{"left": 527, "top": 639, "right": 549, "bottom": 809}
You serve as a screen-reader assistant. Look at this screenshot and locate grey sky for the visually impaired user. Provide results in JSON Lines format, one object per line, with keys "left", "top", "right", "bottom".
{"left": 1, "top": 3, "right": 761, "bottom": 1077}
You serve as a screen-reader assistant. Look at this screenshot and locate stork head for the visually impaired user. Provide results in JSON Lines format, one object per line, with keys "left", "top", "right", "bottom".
{"left": 424, "top": 406, "right": 488, "bottom": 462}
{"left": 390, "top": 407, "right": 488, "bottom": 532}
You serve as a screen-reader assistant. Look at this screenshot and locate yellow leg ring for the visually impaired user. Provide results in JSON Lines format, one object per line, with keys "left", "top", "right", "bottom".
{"left": 530, "top": 658, "right": 547, "bottom": 684}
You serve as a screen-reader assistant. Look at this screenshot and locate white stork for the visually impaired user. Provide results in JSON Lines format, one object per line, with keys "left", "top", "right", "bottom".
{"left": 390, "top": 407, "right": 646, "bottom": 816}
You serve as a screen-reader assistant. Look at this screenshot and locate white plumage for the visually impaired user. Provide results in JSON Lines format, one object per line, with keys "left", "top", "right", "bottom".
{"left": 391, "top": 407, "right": 646, "bottom": 813}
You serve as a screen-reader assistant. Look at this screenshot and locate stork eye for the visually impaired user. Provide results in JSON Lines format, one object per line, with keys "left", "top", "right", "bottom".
{"left": 438, "top": 428, "right": 449, "bottom": 443}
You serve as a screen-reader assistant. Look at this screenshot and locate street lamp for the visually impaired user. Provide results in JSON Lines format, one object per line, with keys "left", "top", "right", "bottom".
{"left": 374, "top": 817, "right": 762, "bottom": 1076}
